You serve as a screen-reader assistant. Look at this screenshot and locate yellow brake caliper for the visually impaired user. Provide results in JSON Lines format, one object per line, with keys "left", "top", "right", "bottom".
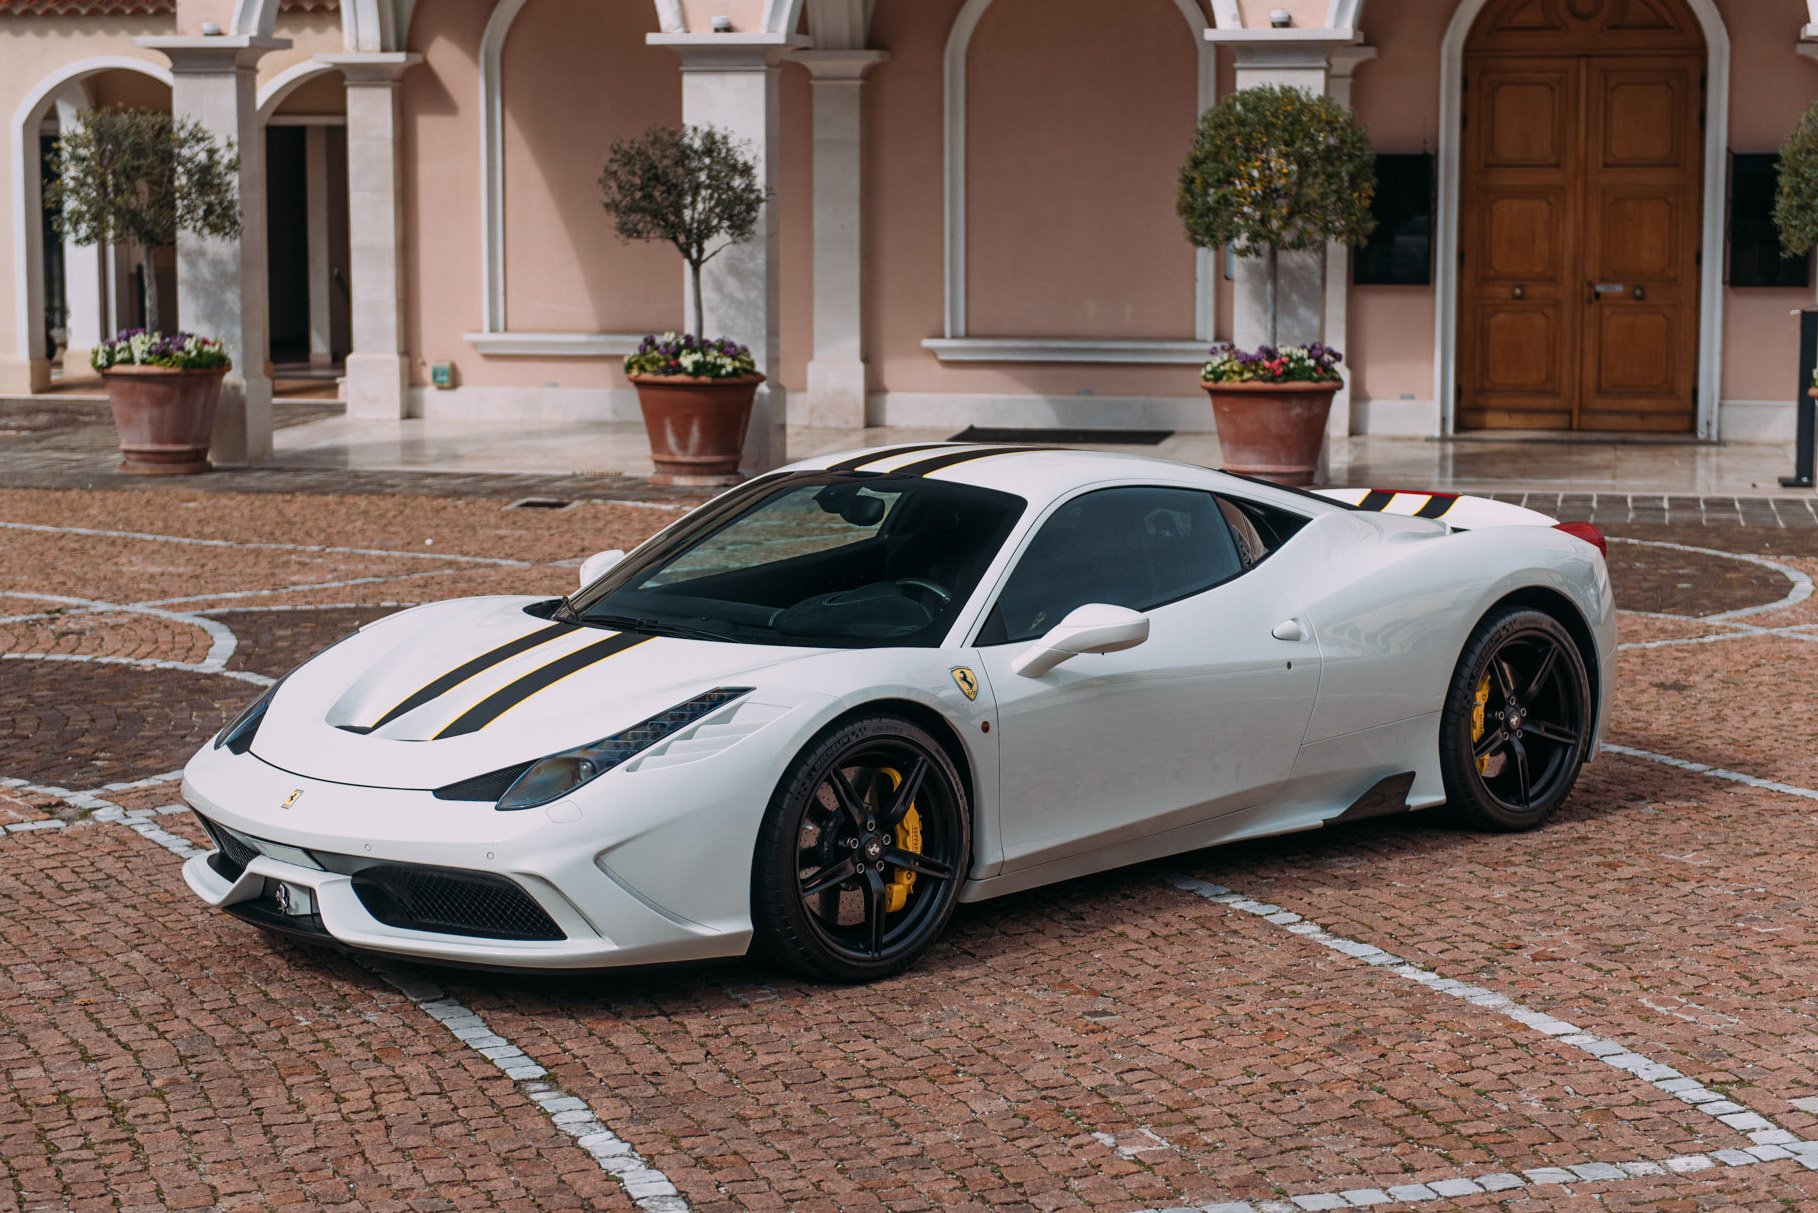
{"left": 1472, "top": 673, "right": 1492, "bottom": 774}
{"left": 876, "top": 768, "right": 924, "bottom": 913}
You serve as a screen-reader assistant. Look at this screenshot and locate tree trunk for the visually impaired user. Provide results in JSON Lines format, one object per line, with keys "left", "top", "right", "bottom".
{"left": 140, "top": 245, "right": 160, "bottom": 335}
{"left": 1264, "top": 244, "right": 1278, "bottom": 349}
{"left": 689, "top": 259, "right": 705, "bottom": 338}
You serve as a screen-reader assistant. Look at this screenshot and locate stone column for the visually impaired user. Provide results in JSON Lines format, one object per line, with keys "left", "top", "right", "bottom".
{"left": 649, "top": 33, "right": 808, "bottom": 473}
{"left": 319, "top": 53, "right": 419, "bottom": 419}
{"left": 304, "top": 123, "right": 333, "bottom": 366}
{"left": 1201, "top": 29, "right": 1359, "bottom": 353}
{"left": 54, "top": 89, "right": 106, "bottom": 377}
{"left": 790, "top": 49, "right": 886, "bottom": 430}
{"left": 1321, "top": 44, "right": 1376, "bottom": 449}
{"left": 136, "top": 34, "right": 288, "bottom": 463}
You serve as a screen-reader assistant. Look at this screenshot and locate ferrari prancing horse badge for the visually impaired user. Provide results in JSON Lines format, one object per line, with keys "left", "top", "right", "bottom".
{"left": 281, "top": 789, "right": 303, "bottom": 810}
{"left": 950, "top": 667, "right": 979, "bottom": 701}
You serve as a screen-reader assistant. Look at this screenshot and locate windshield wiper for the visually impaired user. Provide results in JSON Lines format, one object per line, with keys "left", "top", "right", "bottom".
{"left": 583, "top": 612, "right": 734, "bottom": 643}
{"left": 550, "top": 596, "right": 582, "bottom": 624}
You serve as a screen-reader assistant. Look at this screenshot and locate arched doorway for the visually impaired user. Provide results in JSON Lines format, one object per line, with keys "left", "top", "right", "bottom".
{"left": 1457, "top": 0, "right": 1706, "bottom": 432}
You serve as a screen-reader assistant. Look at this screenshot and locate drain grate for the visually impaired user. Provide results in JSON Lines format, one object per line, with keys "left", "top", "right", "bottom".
{"left": 502, "top": 497, "right": 576, "bottom": 511}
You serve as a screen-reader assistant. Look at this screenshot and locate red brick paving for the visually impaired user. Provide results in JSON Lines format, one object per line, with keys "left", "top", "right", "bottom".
{"left": 2, "top": 487, "right": 1817, "bottom": 1210}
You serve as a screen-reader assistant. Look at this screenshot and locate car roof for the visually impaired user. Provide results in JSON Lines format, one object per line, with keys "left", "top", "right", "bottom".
{"left": 781, "top": 442, "right": 1347, "bottom": 515}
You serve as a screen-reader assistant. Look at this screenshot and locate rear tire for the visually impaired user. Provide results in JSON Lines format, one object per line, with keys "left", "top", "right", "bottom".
{"left": 1439, "top": 606, "right": 1591, "bottom": 831}
{"left": 752, "top": 714, "right": 969, "bottom": 982}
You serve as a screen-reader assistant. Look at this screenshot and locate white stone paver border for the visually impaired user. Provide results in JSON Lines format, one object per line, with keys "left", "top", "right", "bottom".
{"left": 360, "top": 957, "right": 691, "bottom": 1213}
{"left": 1606, "top": 537, "right": 1815, "bottom": 623}
{"left": 0, "top": 519, "right": 532, "bottom": 566}
{"left": 1169, "top": 874, "right": 1806, "bottom": 1147}
{"left": 0, "top": 782, "right": 694, "bottom": 1213}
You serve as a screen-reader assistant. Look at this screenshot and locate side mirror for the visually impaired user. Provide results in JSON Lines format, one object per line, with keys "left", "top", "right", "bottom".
{"left": 1011, "top": 603, "right": 1150, "bottom": 678}
{"left": 579, "top": 549, "right": 625, "bottom": 587}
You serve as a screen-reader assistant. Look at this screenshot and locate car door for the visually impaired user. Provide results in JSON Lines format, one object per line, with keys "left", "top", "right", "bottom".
{"left": 973, "top": 485, "right": 1321, "bottom": 874}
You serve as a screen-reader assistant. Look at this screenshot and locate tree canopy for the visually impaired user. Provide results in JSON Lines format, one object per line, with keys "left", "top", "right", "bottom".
{"left": 1177, "top": 84, "right": 1376, "bottom": 257}
{"left": 1775, "top": 100, "right": 1818, "bottom": 257}
{"left": 599, "top": 124, "right": 764, "bottom": 339}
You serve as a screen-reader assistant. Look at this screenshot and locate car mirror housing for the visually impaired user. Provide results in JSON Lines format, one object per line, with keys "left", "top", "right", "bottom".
{"left": 579, "top": 549, "right": 626, "bottom": 587}
{"left": 1011, "top": 603, "right": 1150, "bottom": 678}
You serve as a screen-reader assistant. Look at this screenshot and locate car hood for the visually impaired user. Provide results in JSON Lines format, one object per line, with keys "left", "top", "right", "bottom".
{"left": 249, "top": 596, "right": 819, "bottom": 789}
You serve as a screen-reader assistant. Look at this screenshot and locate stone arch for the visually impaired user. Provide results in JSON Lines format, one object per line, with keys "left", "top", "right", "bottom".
{"left": 935, "top": 0, "right": 1216, "bottom": 355}
{"left": 11, "top": 56, "right": 174, "bottom": 372}
{"left": 257, "top": 58, "right": 343, "bottom": 121}
{"left": 233, "top": 0, "right": 398, "bottom": 51}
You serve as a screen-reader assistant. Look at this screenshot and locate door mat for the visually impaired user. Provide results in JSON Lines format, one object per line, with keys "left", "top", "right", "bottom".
{"left": 948, "top": 426, "right": 1172, "bottom": 446}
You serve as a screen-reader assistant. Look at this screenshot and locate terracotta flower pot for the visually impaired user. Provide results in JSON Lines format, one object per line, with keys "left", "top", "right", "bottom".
{"left": 629, "top": 372, "right": 764, "bottom": 486}
{"left": 101, "top": 364, "right": 230, "bottom": 476}
{"left": 1202, "top": 378, "right": 1342, "bottom": 486}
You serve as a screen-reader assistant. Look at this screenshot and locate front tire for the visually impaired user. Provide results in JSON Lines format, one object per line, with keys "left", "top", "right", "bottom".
{"left": 752, "top": 714, "right": 970, "bottom": 982}
{"left": 1439, "top": 606, "right": 1592, "bottom": 831}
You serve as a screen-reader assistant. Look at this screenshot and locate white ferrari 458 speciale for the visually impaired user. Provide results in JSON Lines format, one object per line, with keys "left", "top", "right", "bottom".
{"left": 181, "top": 444, "right": 1615, "bottom": 981}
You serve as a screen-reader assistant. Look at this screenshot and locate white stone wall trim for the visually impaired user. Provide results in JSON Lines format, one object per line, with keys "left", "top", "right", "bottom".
{"left": 941, "top": 0, "right": 1217, "bottom": 345}
{"left": 463, "top": 331, "right": 647, "bottom": 357}
{"left": 11, "top": 56, "right": 174, "bottom": 366}
{"left": 478, "top": 0, "right": 530, "bottom": 336}
{"left": 921, "top": 337, "right": 1210, "bottom": 363}
{"left": 1434, "top": 0, "right": 1729, "bottom": 441}
{"left": 256, "top": 58, "right": 341, "bottom": 122}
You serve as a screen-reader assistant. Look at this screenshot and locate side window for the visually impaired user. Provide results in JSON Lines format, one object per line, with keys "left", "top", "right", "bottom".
{"left": 979, "top": 486, "right": 1244, "bottom": 645}
{"left": 1215, "top": 494, "right": 1311, "bottom": 567}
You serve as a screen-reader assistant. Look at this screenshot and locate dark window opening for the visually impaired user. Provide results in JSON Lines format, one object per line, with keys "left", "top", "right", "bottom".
{"left": 1729, "top": 153, "right": 1811, "bottom": 289}
{"left": 1353, "top": 153, "right": 1433, "bottom": 287}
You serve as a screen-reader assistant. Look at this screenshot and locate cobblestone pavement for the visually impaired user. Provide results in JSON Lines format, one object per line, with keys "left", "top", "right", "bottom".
{"left": 3, "top": 483, "right": 1818, "bottom": 1213}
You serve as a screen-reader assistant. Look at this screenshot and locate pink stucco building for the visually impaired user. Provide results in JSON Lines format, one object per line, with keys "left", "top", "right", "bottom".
{"left": 3, "top": 0, "right": 1815, "bottom": 467}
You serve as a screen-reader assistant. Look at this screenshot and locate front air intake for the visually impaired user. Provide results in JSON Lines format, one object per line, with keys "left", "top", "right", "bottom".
{"left": 350, "top": 864, "right": 565, "bottom": 941}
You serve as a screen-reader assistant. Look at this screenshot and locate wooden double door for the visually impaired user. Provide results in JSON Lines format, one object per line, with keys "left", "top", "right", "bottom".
{"left": 1459, "top": 52, "right": 1704, "bottom": 431}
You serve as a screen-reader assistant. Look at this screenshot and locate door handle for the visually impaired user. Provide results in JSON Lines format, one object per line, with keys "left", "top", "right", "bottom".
{"left": 1631, "top": 284, "right": 1646, "bottom": 301}
{"left": 1590, "top": 282, "right": 1624, "bottom": 302}
{"left": 1271, "top": 619, "right": 1304, "bottom": 642}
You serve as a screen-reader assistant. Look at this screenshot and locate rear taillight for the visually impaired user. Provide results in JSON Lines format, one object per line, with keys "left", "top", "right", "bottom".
{"left": 1553, "top": 522, "right": 1607, "bottom": 556}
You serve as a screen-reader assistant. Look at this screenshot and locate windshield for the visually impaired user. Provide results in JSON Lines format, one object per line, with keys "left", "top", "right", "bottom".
{"left": 569, "top": 473, "right": 1026, "bottom": 648}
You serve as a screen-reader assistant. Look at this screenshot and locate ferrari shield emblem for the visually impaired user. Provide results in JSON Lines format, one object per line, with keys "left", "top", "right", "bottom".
{"left": 950, "top": 667, "right": 979, "bottom": 701}
{"left": 280, "top": 789, "right": 304, "bottom": 810}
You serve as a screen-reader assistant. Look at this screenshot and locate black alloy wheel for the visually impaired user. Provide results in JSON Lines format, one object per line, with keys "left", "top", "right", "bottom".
{"left": 1439, "top": 606, "right": 1592, "bottom": 831}
{"left": 753, "top": 714, "right": 970, "bottom": 981}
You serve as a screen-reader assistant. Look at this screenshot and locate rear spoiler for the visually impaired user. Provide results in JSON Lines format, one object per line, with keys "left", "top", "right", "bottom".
{"left": 1313, "top": 488, "right": 1558, "bottom": 529}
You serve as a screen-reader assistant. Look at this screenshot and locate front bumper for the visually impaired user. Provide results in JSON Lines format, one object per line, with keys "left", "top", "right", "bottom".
{"left": 177, "top": 725, "right": 800, "bottom": 969}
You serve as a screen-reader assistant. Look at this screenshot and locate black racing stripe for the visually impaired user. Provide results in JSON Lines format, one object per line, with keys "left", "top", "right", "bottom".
{"left": 823, "top": 443, "right": 964, "bottom": 473}
{"left": 434, "top": 632, "right": 651, "bottom": 739}
{"left": 1415, "top": 494, "right": 1460, "bottom": 519}
{"left": 369, "top": 622, "right": 571, "bottom": 730}
{"left": 1357, "top": 490, "right": 1396, "bottom": 512}
{"left": 891, "top": 445, "right": 1051, "bottom": 477}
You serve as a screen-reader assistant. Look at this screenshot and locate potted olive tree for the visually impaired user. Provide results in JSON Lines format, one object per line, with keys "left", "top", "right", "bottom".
{"left": 46, "top": 106, "right": 241, "bottom": 475}
{"left": 600, "top": 125, "right": 766, "bottom": 486}
{"left": 1178, "top": 85, "right": 1374, "bottom": 485}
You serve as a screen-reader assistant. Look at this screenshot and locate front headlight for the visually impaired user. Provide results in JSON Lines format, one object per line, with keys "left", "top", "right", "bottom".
{"left": 493, "top": 687, "right": 753, "bottom": 811}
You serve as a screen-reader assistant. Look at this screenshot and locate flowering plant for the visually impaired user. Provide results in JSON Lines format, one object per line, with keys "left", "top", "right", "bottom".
{"left": 625, "top": 332, "right": 757, "bottom": 380}
{"left": 1200, "top": 342, "right": 1342, "bottom": 385}
{"left": 92, "top": 329, "right": 230, "bottom": 373}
